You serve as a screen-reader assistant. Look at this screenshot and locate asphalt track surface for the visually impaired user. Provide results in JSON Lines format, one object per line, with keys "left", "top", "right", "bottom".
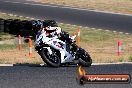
{"left": 0, "top": 1, "right": 132, "bottom": 88}
{"left": 0, "top": 0, "right": 132, "bottom": 33}
{"left": 0, "top": 64, "right": 131, "bottom": 88}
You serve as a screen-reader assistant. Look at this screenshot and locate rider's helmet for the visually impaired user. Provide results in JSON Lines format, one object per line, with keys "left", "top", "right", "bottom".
{"left": 32, "top": 20, "right": 43, "bottom": 35}
{"left": 43, "top": 20, "right": 59, "bottom": 34}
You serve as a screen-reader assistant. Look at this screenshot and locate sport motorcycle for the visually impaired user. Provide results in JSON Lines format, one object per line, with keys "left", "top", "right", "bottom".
{"left": 35, "top": 29, "right": 92, "bottom": 67}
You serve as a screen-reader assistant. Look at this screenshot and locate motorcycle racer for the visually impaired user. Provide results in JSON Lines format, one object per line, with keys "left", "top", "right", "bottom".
{"left": 45, "top": 20, "right": 78, "bottom": 53}
{"left": 35, "top": 20, "right": 77, "bottom": 52}
{"left": 34, "top": 20, "right": 78, "bottom": 64}
{"left": 34, "top": 20, "right": 92, "bottom": 67}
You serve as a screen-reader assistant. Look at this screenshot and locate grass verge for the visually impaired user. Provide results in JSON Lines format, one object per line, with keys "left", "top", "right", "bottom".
{"left": 59, "top": 23, "right": 132, "bottom": 63}
{"left": 0, "top": 12, "right": 30, "bottom": 20}
{"left": 35, "top": 0, "right": 132, "bottom": 14}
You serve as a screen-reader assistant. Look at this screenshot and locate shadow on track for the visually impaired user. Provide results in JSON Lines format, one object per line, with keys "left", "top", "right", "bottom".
{"left": 13, "top": 63, "right": 78, "bottom": 68}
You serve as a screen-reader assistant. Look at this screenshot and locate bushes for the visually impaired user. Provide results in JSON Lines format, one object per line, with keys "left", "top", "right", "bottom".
{"left": 118, "top": 57, "right": 124, "bottom": 62}
{"left": 128, "top": 56, "right": 132, "bottom": 62}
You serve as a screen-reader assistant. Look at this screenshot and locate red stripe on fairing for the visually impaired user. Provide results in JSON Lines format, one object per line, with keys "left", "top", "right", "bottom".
{"left": 56, "top": 45, "right": 62, "bottom": 48}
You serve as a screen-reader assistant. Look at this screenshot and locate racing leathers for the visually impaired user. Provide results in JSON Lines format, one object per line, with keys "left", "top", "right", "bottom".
{"left": 36, "top": 26, "right": 77, "bottom": 53}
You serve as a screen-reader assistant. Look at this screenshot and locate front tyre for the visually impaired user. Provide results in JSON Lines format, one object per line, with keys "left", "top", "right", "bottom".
{"left": 40, "top": 48, "right": 61, "bottom": 67}
{"left": 77, "top": 48, "right": 92, "bottom": 67}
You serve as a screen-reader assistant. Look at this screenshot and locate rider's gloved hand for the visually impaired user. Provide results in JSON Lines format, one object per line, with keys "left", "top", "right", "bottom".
{"left": 69, "top": 38, "right": 76, "bottom": 44}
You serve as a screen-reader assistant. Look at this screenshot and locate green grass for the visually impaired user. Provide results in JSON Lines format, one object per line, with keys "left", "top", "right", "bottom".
{"left": 59, "top": 23, "right": 132, "bottom": 44}
{"left": 128, "top": 56, "right": 132, "bottom": 62}
{"left": 0, "top": 43, "right": 28, "bottom": 50}
{"left": 0, "top": 32, "right": 9, "bottom": 36}
{"left": 59, "top": 23, "right": 132, "bottom": 63}
{"left": 0, "top": 12, "right": 30, "bottom": 20}
{"left": 36, "top": 0, "right": 132, "bottom": 14}
{"left": 0, "top": 44, "right": 17, "bottom": 49}
{"left": 0, "top": 32, "right": 14, "bottom": 39}
{"left": 118, "top": 57, "right": 124, "bottom": 62}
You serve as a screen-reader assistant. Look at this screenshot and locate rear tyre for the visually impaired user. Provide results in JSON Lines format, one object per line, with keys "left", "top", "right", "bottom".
{"left": 40, "top": 48, "right": 61, "bottom": 67}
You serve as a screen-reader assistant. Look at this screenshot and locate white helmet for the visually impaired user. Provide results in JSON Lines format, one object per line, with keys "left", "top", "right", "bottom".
{"left": 45, "top": 26, "right": 61, "bottom": 34}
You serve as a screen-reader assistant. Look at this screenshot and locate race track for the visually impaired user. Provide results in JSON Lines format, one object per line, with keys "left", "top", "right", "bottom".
{"left": 0, "top": 64, "right": 131, "bottom": 88}
{"left": 0, "top": 1, "right": 132, "bottom": 88}
{"left": 0, "top": 0, "right": 132, "bottom": 33}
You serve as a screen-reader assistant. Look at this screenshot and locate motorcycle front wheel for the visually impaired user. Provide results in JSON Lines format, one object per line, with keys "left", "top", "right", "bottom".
{"left": 40, "top": 48, "right": 61, "bottom": 67}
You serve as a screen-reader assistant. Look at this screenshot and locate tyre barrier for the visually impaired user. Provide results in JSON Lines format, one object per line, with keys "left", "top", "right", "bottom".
{"left": 9, "top": 19, "right": 21, "bottom": 35}
{"left": 0, "top": 18, "right": 5, "bottom": 32}
{"left": 19, "top": 20, "right": 28, "bottom": 37}
{"left": 19, "top": 20, "right": 33, "bottom": 37}
{"left": 1, "top": 18, "right": 34, "bottom": 37}
{"left": 4, "top": 19, "right": 13, "bottom": 33}
{"left": 1, "top": 18, "right": 58, "bottom": 38}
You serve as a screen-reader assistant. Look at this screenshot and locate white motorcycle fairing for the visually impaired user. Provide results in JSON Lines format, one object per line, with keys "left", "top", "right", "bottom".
{"left": 35, "top": 30, "right": 75, "bottom": 64}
